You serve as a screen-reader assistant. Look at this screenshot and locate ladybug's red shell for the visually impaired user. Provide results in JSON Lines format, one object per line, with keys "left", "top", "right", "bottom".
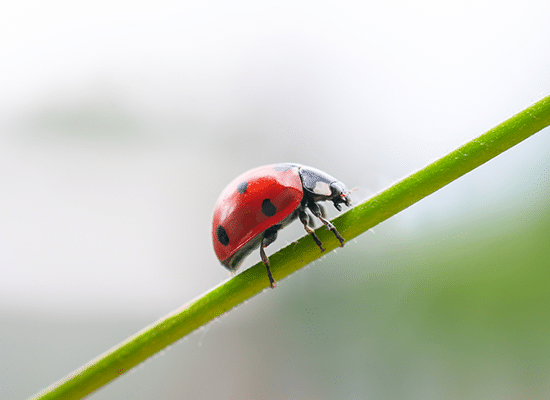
{"left": 212, "top": 164, "right": 303, "bottom": 270}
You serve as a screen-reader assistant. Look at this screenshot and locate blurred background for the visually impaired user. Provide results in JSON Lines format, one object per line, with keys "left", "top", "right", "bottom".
{"left": 2, "top": 1, "right": 550, "bottom": 399}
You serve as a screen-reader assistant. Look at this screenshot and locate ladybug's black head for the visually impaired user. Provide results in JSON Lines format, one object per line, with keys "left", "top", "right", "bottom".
{"left": 329, "top": 181, "right": 352, "bottom": 211}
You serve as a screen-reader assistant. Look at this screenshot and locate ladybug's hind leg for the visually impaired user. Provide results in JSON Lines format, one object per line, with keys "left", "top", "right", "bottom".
{"left": 299, "top": 210, "right": 325, "bottom": 252}
{"left": 260, "top": 226, "right": 279, "bottom": 288}
{"left": 307, "top": 202, "right": 345, "bottom": 247}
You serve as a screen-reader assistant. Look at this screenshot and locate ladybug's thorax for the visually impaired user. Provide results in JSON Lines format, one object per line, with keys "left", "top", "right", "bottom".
{"left": 298, "top": 166, "right": 344, "bottom": 199}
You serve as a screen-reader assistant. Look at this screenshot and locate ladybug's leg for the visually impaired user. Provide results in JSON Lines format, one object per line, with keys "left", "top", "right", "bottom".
{"left": 260, "top": 227, "right": 279, "bottom": 288}
{"left": 308, "top": 202, "right": 345, "bottom": 247}
{"left": 318, "top": 204, "right": 326, "bottom": 219}
{"left": 299, "top": 210, "right": 325, "bottom": 252}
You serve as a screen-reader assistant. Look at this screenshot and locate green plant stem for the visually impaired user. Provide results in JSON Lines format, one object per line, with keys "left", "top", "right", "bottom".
{"left": 31, "top": 94, "right": 550, "bottom": 400}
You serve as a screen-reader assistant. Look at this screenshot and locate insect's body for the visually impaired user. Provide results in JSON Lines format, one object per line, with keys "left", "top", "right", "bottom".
{"left": 212, "top": 163, "right": 351, "bottom": 288}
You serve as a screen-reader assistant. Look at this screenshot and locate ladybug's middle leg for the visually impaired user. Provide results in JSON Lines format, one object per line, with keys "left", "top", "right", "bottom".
{"left": 260, "top": 226, "right": 279, "bottom": 288}
{"left": 307, "top": 202, "right": 345, "bottom": 247}
{"left": 299, "top": 210, "right": 325, "bottom": 252}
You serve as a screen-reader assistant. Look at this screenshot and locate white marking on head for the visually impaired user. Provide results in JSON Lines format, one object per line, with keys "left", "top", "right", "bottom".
{"left": 313, "top": 181, "right": 331, "bottom": 196}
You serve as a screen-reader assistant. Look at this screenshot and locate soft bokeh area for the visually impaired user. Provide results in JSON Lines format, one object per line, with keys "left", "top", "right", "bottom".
{"left": 2, "top": 1, "right": 550, "bottom": 399}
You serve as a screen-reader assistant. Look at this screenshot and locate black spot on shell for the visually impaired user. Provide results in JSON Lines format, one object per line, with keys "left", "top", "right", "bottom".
{"left": 261, "top": 199, "right": 277, "bottom": 217}
{"left": 236, "top": 181, "right": 248, "bottom": 194}
{"left": 216, "top": 225, "right": 229, "bottom": 246}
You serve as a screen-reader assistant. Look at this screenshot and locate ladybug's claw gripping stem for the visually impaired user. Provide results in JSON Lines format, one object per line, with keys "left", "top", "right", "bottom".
{"left": 260, "top": 236, "right": 276, "bottom": 289}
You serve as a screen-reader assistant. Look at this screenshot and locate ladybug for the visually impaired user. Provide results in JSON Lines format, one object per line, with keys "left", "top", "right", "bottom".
{"left": 212, "top": 163, "right": 351, "bottom": 288}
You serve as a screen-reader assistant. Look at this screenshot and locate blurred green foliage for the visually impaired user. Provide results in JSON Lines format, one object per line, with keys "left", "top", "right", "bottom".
{"left": 278, "top": 194, "right": 550, "bottom": 398}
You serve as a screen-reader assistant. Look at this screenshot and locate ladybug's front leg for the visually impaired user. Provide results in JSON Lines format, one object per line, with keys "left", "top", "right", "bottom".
{"left": 307, "top": 202, "right": 345, "bottom": 247}
{"left": 260, "top": 227, "right": 279, "bottom": 288}
{"left": 299, "top": 210, "right": 325, "bottom": 252}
